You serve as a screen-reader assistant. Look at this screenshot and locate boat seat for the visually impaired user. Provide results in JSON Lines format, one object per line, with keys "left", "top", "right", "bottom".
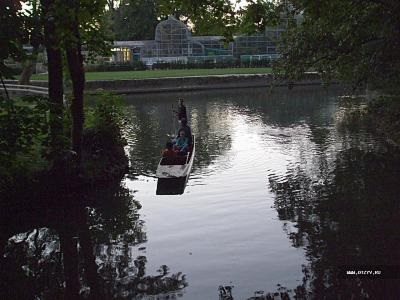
{"left": 160, "top": 155, "right": 187, "bottom": 165}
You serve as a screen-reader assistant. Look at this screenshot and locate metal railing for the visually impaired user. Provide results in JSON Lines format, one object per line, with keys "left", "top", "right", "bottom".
{"left": 0, "top": 84, "right": 48, "bottom": 96}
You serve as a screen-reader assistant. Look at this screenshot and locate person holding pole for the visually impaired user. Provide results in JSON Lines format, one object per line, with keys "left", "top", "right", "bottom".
{"left": 176, "top": 98, "right": 187, "bottom": 121}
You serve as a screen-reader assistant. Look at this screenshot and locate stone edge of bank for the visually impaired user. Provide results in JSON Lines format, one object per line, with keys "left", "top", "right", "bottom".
{"left": 6, "top": 73, "right": 339, "bottom": 95}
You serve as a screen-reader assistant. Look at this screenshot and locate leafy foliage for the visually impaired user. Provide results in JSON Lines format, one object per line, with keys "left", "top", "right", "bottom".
{"left": 0, "top": 95, "right": 50, "bottom": 162}
{"left": 152, "top": 58, "right": 271, "bottom": 69}
{"left": 85, "top": 92, "right": 124, "bottom": 132}
{"left": 0, "top": 1, "right": 26, "bottom": 77}
{"left": 154, "top": 0, "right": 400, "bottom": 90}
{"left": 110, "top": 0, "right": 159, "bottom": 41}
{"left": 82, "top": 92, "right": 128, "bottom": 183}
{"left": 85, "top": 61, "right": 146, "bottom": 72}
{"left": 238, "top": 0, "right": 281, "bottom": 34}
{"left": 272, "top": 0, "right": 400, "bottom": 89}
{"left": 41, "top": 0, "right": 112, "bottom": 63}
{"left": 157, "top": 0, "right": 237, "bottom": 39}
{"left": 0, "top": 95, "right": 50, "bottom": 190}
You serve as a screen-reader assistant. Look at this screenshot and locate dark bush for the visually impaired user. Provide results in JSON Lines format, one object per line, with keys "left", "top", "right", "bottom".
{"left": 85, "top": 61, "right": 146, "bottom": 72}
{"left": 83, "top": 92, "right": 128, "bottom": 183}
{"left": 0, "top": 95, "right": 50, "bottom": 190}
{"left": 152, "top": 58, "right": 270, "bottom": 70}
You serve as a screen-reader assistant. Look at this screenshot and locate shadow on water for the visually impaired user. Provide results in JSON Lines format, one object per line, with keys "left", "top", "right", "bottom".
{"left": 156, "top": 177, "right": 187, "bottom": 195}
{"left": 0, "top": 179, "right": 187, "bottom": 299}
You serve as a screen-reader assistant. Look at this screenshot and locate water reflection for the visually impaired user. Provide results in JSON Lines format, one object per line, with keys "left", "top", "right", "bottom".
{"left": 124, "top": 86, "right": 399, "bottom": 299}
{"left": 3, "top": 86, "right": 399, "bottom": 299}
{"left": 124, "top": 98, "right": 233, "bottom": 178}
{"left": 123, "top": 86, "right": 337, "bottom": 180}
{"left": 267, "top": 101, "right": 400, "bottom": 299}
{"left": 0, "top": 181, "right": 187, "bottom": 299}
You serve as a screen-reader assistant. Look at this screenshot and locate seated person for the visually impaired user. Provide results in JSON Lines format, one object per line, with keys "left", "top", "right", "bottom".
{"left": 177, "top": 118, "right": 192, "bottom": 146}
{"left": 162, "top": 141, "right": 177, "bottom": 157}
{"left": 174, "top": 130, "right": 189, "bottom": 153}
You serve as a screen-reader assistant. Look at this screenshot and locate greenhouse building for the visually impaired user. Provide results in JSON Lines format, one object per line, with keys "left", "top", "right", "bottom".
{"left": 112, "top": 16, "right": 284, "bottom": 66}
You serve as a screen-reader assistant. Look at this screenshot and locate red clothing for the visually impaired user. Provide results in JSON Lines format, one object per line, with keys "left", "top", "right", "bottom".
{"left": 162, "top": 148, "right": 177, "bottom": 157}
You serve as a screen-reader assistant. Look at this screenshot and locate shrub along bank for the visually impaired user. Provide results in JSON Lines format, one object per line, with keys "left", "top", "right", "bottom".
{"left": 0, "top": 92, "right": 128, "bottom": 198}
{"left": 81, "top": 92, "right": 128, "bottom": 184}
{"left": 152, "top": 58, "right": 271, "bottom": 70}
{"left": 81, "top": 58, "right": 271, "bottom": 73}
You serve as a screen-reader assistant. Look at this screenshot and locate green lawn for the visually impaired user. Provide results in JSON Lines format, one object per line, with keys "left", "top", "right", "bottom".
{"left": 30, "top": 67, "right": 272, "bottom": 81}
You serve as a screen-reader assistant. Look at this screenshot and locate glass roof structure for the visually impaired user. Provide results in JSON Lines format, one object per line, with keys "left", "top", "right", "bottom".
{"left": 113, "top": 16, "right": 284, "bottom": 63}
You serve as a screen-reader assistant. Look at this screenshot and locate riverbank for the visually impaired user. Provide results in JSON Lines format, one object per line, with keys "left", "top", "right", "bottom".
{"left": 6, "top": 72, "right": 336, "bottom": 95}
{"left": 30, "top": 67, "right": 273, "bottom": 80}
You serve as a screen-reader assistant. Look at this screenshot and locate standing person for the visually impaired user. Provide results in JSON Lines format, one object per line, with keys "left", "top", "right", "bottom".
{"left": 176, "top": 98, "right": 187, "bottom": 121}
{"left": 177, "top": 118, "right": 192, "bottom": 146}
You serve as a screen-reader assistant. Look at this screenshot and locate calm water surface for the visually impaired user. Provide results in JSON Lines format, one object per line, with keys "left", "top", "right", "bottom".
{"left": 3, "top": 86, "right": 400, "bottom": 299}
{"left": 117, "top": 86, "right": 399, "bottom": 299}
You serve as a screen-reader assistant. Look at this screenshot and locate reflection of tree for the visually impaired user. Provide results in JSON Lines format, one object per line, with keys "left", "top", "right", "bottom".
{"left": 122, "top": 86, "right": 343, "bottom": 178}
{"left": 1, "top": 229, "right": 63, "bottom": 300}
{"left": 123, "top": 97, "right": 233, "bottom": 176}
{"left": 190, "top": 102, "right": 232, "bottom": 171}
{"left": 0, "top": 182, "right": 187, "bottom": 299}
{"left": 86, "top": 184, "right": 146, "bottom": 245}
{"left": 1, "top": 202, "right": 102, "bottom": 300}
{"left": 99, "top": 250, "right": 187, "bottom": 299}
{"left": 268, "top": 140, "right": 400, "bottom": 298}
{"left": 124, "top": 105, "right": 167, "bottom": 177}
{"left": 213, "top": 86, "right": 340, "bottom": 128}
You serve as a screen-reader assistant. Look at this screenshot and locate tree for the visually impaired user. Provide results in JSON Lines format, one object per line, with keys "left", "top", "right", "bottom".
{"left": 18, "top": 0, "right": 43, "bottom": 85}
{"left": 41, "top": 0, "right": 111, "bottom": 165}
{"left": 41, "top": 0, "right": 65, "bottom": 156}
{"left": 156, "top": 0, "right": 400, "bottom": 90}
{"left": 62, "top": 0, "right": 86, "bottom": 166}
{"left": 0, "top": 0, "right": 25, "bottom": 79}
{"left": 111, "top": 0, "right": 158, "bottom": 40}
{"left": 270, "top": 0, "right": 400, "bottom": 90}
{"left": 156, "top": 0, "right": 237, "bottom": 38}
{"left": 66, "top": 0, "right": 111, "bottom": 166}
{"left": 238, "top": 0, "right": 280, "bottom": 34}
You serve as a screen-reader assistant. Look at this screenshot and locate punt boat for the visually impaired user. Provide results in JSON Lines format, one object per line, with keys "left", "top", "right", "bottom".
{"left": 156, "top": 135, "right": 195, "bottom": 195}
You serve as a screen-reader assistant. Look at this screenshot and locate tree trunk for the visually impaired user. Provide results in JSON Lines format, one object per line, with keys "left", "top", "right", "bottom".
{"left": 18, "top": 46, "right": 39, "bottom": 85}
{"left": 66, "top": 47, "right": 85, "bottom": 167}
{"left": 65, "top": 1, "right": 85, "bottom": 168}
{"left": 18, "top": 59, "right": 35, "bottom": 85}
{"left": 42, "top": 0, "right": 64, "bottom": 157}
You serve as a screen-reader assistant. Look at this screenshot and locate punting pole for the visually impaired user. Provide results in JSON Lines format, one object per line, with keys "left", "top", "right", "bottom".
{"left": 172, "top": 103, "right": 176, "bottom": 136}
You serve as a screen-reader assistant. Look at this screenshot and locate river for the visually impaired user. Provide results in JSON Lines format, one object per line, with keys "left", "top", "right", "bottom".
{"left": 2, "top": 85, "right": 399, "bottom": 299}
{"left": 119, "top": 86, "right": 400, "bottom": 299}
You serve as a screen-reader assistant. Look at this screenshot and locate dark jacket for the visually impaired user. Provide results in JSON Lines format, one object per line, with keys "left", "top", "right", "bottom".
{"left": 177, "top": 104, "right": 187, "bottom": 121}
